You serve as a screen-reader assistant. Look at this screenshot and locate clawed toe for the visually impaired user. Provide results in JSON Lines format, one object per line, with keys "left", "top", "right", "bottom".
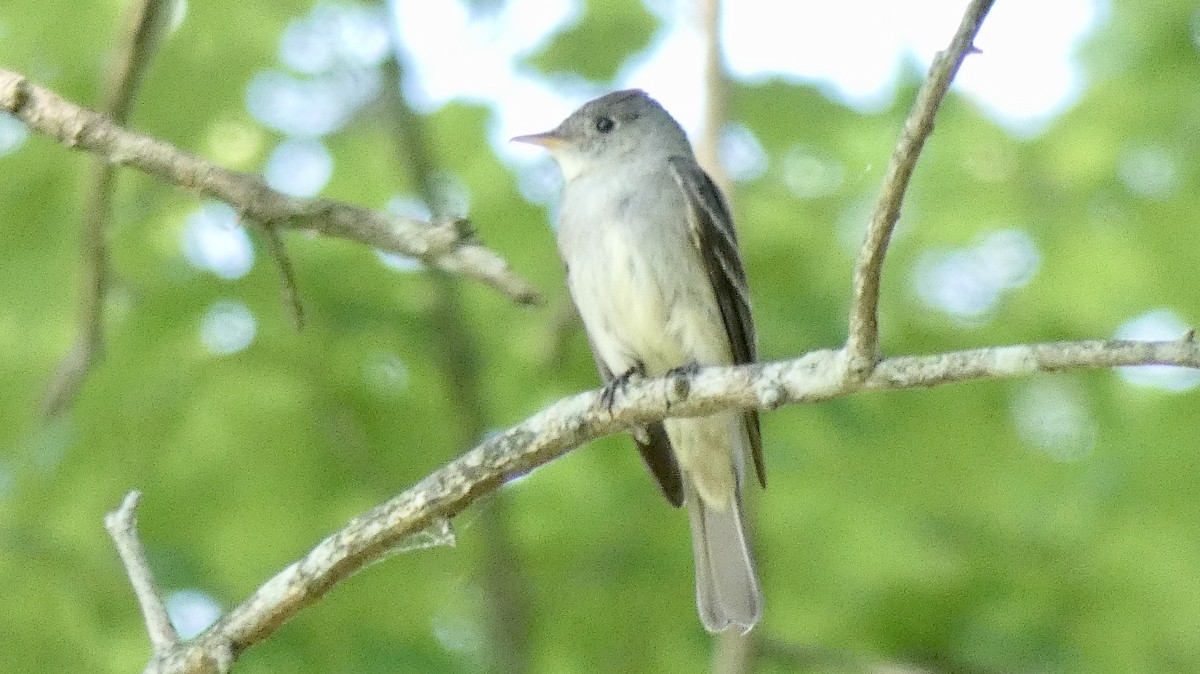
{"left": 665, "top": 361, "right": 702, "bottom": 378}
{"left": 600, "top": 363, "right": 645, "bottom": 412}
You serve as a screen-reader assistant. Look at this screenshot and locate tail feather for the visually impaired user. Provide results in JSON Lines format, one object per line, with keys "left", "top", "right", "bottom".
{"left": 687, "top": 485, "right": 762, "bottom": 633}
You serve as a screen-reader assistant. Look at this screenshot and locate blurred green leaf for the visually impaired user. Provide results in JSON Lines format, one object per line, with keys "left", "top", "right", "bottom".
{"left": 522, "top": 0, "right": 658, "bottom": 82}
{"left": 3, "top": 1, "right": 1200, "bottom": 673}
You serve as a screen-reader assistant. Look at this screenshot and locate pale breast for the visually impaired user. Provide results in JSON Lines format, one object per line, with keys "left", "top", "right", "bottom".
{"left": 558, "top": 170, "right": 732, "bottom": 375}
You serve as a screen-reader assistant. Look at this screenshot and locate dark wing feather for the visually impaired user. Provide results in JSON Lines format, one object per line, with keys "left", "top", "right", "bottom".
{"left": 667, "top": 157, "right": 766, "bottom": 488}
{"left": 632, "top": 423, "right": 682, "bottom": 506}
{"left": 581, "top": 303, "right": 684, "bottom": 507}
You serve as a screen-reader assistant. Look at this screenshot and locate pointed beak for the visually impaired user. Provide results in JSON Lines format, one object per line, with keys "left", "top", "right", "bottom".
{"left": 511, "top": 129, "right": 567, "bottom": 150}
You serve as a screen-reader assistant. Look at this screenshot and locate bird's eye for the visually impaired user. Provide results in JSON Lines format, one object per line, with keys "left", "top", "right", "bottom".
{"left": 595, "top": 116, "right": 615, "bottom": 133}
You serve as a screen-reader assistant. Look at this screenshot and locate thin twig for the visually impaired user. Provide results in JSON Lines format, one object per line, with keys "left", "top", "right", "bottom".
{"left": 42, "top": 0, "right": 176, "bottom": 418}
{"left": 261, "top": 225, "right": 305, "bottom": 331}
{"left": 85, "top": 3, "right": 1196, "bottom": 671}
{"left": 139, "top": 336, "right": 1200, "bottom": 674}
{"left": 105, "top": 0, "right": 178, "bottom": 122}
{"left": 845, "top": 0, "right": 995, "bottom": 380}
{"left": 105, "top": 491, "right": 179, "bottom": 652}
{"left": 0, "top": 69, "right": 542, "bottom": 307}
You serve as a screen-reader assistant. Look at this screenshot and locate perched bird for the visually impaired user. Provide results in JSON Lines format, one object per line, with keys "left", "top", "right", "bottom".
{"left": 514, "top": 89, "right": 765, "bottom": 632}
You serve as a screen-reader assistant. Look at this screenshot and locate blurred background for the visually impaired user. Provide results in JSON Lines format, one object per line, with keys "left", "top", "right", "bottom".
{"left": 2, "top": 0, "right": 1199, "bottom": 672}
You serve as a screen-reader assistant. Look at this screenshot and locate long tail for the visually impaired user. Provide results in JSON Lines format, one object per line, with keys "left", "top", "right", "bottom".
{"left": 686, "top": 483, "right": 762, "bottom": 633}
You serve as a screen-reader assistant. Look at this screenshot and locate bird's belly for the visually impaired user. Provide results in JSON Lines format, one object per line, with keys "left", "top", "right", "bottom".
{"left": 567, "top": 225, "right": 726, "bottom": 376}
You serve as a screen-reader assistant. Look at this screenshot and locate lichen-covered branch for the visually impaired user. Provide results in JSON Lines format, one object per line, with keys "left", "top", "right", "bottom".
{"left": 845, "top": 0, "right": 995, "bottom": 379}
{"left": 0, "top": 68, "right": 542, "bottom": 307}
{"left": 85, "top": 2, "right": 1197, "bottom": 672}
{"left": 138, "top": 336, "right": 1199, "bottom": 674}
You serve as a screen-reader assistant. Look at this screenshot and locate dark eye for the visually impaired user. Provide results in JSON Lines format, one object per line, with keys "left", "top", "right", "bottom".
{"left": 595, "top": 116, "right": 614, "bottom": 133}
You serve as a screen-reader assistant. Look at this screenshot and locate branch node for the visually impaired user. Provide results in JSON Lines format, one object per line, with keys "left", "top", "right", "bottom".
{"left": 844, "top": 0, "right": 995, "bottom": 382}
{"left": 670, "top": 371, "right": 692, "bottom": 399}
{"left": 422, "top": 216, "right": 473, "bottom": 256}
{"left": 388, "top": 517, "right": 457, "bottom": 555}
{"left": 761, "top": 383, "right": 786, "bottom": 411}
{"left": 0, "top": 72, "right": 29, "bottom": 110}
{"left": 449, "top": 217, "right": 476, "bottom": 240}
{"left": 206, "top": 639, "right": 235, "bottom": 674}
{"left": 844, "top": 348, "right": 879, "bottom": 384}
{"left": 104, "top": 489, "right": 140, "bottom": 531}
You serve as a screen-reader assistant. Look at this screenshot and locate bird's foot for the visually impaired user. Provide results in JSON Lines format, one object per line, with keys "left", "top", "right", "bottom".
{"left": 665, "top": 361, "right": 702, "bottom": 378}
{"left": 664, "top": 361, "right": 703, "bottom": 399}
{"left": 600, "top": 362, "right": 645, "bottom": 413}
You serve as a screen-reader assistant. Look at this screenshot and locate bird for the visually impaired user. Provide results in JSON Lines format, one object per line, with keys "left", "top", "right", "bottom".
{"left": 513, "top": 89, "right": 765, "bottom": 632}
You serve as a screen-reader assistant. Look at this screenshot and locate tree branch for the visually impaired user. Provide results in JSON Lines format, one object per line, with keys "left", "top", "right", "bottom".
{"left": 93, "top": 3, "right": 1197, "bottom": 671}
{"left": 136, "top": 336, "right": 1198, "bottom": 674}
{"left": 42, "top": 0, "right": 176, "bottom": 418}
{"left": 260, "top": 224, "right": 305, "bottom": 331}
{"left": 0, "top": 68, "right": 542, "bottom": 307}
{"left": 105, "top": 491, "right": 179, "bottom": 653}
{"left": 845, "top": 0, "right": 995, "bottom": 380}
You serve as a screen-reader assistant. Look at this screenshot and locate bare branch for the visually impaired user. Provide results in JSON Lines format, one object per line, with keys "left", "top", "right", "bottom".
{"left": 105, "top": 491, "right": 179, "bottom": 652}
{"left": 0, "top": 69, "right": 543, "bottom": 307}
{"left": 106, "top": 0, "right": 178, "bottom": 121}
{"left": 138, "top": 336, "right": 1199, "bottom": 674}
{"left": 42, "top": 0, "right": 176, "bottom": 418}
{"left": 85, "top": 3, "right": 1194, "bottom": 672}
{"left": 845, "top": 0, "right": 995, "bottom": 380}
{"left": 39, "top": 159, "right": 113, "bottom": 419}
{"left": 260, "top": 225, "right": 305, "bottom": 331}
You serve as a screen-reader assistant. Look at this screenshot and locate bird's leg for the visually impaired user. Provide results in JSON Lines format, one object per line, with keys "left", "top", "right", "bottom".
{"left": 600, "top": 361, "right": 645, "bottom": 413}
{"left": 663, "top": 361, "right": 703, "bottom": 400}
{"left": 665, "top": 361, "right": 702, "bottom": 378}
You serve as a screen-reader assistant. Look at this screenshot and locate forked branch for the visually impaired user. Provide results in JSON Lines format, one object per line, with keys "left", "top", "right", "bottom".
{"left": 0, "top": 69, "right": 541, "bottom": 307}
{"left": 845, "top": 0, "right": 996, "bottom": 379}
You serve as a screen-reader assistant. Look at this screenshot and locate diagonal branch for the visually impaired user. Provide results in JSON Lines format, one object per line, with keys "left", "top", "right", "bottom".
{"left": 0, "top": 69, "right": 542, "bottom": 307}
{"left": 104, "top": 0, "right": 178, "bottom": 123}
{"left": 43, "top": 0, "right": 177, "bottom": 418}
{"left": 137, "top": 335, "right": 1199, "bottom": 674}
{"left": 105, "top": 491, "right": 179, "bottom": 653}
{"left": 260, "top": 224, "right": 306, "bottom": 331}
{"left": 94, "top": 4, "right": 1197, "bottom": 672}
{"left": 845, "top": 0, "right": 995, "bottom": 380}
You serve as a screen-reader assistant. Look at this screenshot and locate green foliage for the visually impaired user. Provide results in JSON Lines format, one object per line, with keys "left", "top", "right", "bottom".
{"left": 2, "top": 1, "right": 1200, "bottom": 673}
{"left": 522, "top": 0, "right": 658, "bottom": 82}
